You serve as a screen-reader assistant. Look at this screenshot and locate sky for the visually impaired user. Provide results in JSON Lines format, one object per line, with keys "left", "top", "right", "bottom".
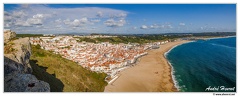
{"left": 4, "top": 4, "right": 236, "bottom": 34}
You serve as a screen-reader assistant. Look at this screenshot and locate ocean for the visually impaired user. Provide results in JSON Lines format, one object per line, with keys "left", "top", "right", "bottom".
{"left": 166, "top": 37, "right": 236, "bottom": 92}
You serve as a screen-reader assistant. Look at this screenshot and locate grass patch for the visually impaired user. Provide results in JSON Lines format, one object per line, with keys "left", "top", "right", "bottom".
{"left": 30, "top": 60, "right": 64, "bottom": 92}
{"left": 30, "top": 45, "right": 108, "bottom": 92}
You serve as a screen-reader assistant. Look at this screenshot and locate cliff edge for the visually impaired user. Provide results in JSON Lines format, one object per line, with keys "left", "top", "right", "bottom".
{"left": 4, "top": 30, "right": 50, "bottom": 92}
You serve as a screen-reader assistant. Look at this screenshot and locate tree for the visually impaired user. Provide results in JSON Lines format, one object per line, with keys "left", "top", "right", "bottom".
{"left": 36, "top": 44, "right": 41, "bottom": 49}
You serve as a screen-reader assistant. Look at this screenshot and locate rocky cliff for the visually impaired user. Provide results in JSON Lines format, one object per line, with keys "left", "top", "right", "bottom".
{"left": 4, "top": 30, "right": 50, "bottom": 92}
{"left": 4, "top": 29, "right": 16, "bottom": 43}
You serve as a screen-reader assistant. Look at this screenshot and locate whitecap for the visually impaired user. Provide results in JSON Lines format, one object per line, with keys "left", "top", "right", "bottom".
{"left": 210, "top": 43, "right": 235, "bottom": 49}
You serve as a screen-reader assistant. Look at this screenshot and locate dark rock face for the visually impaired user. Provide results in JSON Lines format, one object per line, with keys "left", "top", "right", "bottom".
{"left": 4, "top": 72, "right": 50, "bottom": 92}
{"left": 4, "top": 31, "right": 50, "bottom": 92}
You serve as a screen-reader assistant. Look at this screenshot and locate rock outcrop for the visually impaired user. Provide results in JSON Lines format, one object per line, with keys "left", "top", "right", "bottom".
{"left": 4, "top": 29, "right": 16, "bottom": 43}
{"left": 4, "top": 30, "right": 50, "bottom": 92}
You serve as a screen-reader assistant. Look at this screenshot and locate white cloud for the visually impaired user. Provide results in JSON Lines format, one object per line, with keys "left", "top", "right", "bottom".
{"left": 157, "top": 23, "right": 175, "bottom": 29}
{"left": 14, "top": 20, "right": 32, "bottom": 27}
{"left": 26, "top": 5, "right": 129, "bottom": 19}
{"left": 179, "top": 23, "right": 185, "bottom": 26}
{"left": 4, "top": 4, "right": 129, "bottom": 33}
{"left": 33, "top": 14, "right": 44, "bottom": 19}
{"left": 166, "top": 24, "right": 173, "bottom": 29}
{"left": 63, "top": 18, "right": 90, "bottom": 27}
{"left": 149, "top": 24, "right": 158, "bottom": 29}
{"left": 4, "top": 23, "right": 11, "bottom": 28}
{"left": 90, "top": 19, "right": 101, "bottom": 23}
{"left": 12, "top": 10, "right": 27, "bottom": 18}
{"left": 158, "top": 23, "right": 173, "bottom": 29}
{"left": 5, "top": 12, "right": 52, "bottom": 27}
{"left": 97, "top": 11, "right": 103, "bottom": 17}
{"left": 71, "top": 19, "right": 81, "bottom": 27}
{"left": 63, "top": 19, "right": 71, "bottom": 25}
{"left": 79, "top": 17, "right": 88, "bottom": 24}
{"left": 117, "top": 13, "right": 127, "bottom": 18}
{"left": 33, "top": 14, "right": 52, "bottom": 20}
{"left": 27, "top": 18, "right": 43, "bottom": 25}
{"left": 4, "top": 11, "right": 11, "bottom": 16}
{"left": 132, "top": 27, "right": 137, "bottom": 29}
{"left": 104, "top": 19, "right": 115, "bottom": 26}
{"left": 140, "top": 25, "right": 148, "bottom": 29}
{"left": 89, "top": 19, "right": 100, "bottom": 25}
{"left": 109, "top": 13, "right": 127, "bottom": 19}
{"left": 55, "top": 19, "right": 62, "bottom": 24}
{"left": 159, "top": 25, "right": 165, "bottom": 29}
{"left": 14, "top": 15, "right": 44, "bottom": 26}
{"left": 104, "top": 19, "right": 126, "bottom": 27}
{"left": 36, "top": 25, "right": 43, "bottom": 28}
{"left": 18, "top": 14, "right": 50, "bottom": 26}
{"left": 4, "top": 16, "right": 12, "bottom": 22}
{"left": 55, "top": 25, "right": 62, "bottom": 28}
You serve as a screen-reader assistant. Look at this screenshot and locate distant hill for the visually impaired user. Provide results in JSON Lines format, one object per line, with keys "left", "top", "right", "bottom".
{"left": 16, "top": 34, "right": 43, "bottom": 38}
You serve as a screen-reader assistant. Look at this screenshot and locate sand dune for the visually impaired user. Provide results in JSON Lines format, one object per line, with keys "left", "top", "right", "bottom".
{"left": 104, "top": 40, "right": 189, "bottom": 92}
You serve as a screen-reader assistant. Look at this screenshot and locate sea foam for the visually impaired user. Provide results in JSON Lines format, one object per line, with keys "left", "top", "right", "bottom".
{"left": 164, "top": 41, "right": 194, "bottom": 91}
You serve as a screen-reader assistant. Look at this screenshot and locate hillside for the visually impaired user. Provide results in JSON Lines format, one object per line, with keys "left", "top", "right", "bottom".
{"left": 30, "top": 45, "right": 108, "bottom": 92}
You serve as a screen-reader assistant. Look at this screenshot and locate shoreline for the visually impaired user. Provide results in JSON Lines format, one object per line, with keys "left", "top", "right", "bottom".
{"left": 164, "top": 41, "right": 195, "bottom": 91}
{"left": 104, "top": 40, "right": 190, "bottom": 92}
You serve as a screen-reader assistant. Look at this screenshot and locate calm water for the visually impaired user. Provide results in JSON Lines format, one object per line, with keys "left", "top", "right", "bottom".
{"left": 166, "top": 37, "right": 236, "bottom": 92}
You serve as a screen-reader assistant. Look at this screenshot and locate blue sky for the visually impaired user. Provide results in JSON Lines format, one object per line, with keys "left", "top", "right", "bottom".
{"left": 4, "top": 4, "right": 236, "bottom": 34}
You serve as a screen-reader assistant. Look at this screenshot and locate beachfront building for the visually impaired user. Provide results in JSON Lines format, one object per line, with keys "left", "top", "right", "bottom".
{"left": 30, "top": 36, "right": 153, "bottom": 82}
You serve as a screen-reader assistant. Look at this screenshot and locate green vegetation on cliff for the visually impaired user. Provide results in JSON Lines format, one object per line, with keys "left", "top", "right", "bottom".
{"left": 4, "top": 42, "right": 17, "bottom": 54}
{"left": 30, "top": 45, "right": 108, "bottom": 92}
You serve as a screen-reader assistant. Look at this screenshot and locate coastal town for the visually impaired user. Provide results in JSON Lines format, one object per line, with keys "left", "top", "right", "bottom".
{"left": 4, "top": 29, "right": 236, "bottom": 92}
{"left": 3, "top": 3, "right": 236, "bottom": 93}
{"left": 30, "top": 35, "right": 171, "bottom": 82}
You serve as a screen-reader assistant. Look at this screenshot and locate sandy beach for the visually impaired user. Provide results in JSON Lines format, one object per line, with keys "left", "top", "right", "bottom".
{"left": 104, "top": 40, "right": 190, "bottom": 92}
